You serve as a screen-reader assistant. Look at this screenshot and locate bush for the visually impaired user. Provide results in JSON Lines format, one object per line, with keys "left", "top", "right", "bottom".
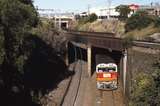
{"left": 122, "top": 35, "right": 134, "bottom": 48}
{"left": 88, "top": 13, "right": 98, "bottom": 23}
{"left": 130, "top": 56, "right": 160, "bottom": 106}
{"left": 78, "top": 13, "right": 98, "bottom": 25}
{"left": 125, "top": 10, "right": 155, "bottom": 32}
{"left": 154, "top": 17, "right": 160, "bottom": 27}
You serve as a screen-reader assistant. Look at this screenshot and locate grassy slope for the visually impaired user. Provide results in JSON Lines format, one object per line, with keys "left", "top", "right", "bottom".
{"left": 123, "top": 24, "right": 160, "bottom": 40}
{"left": 75, "top": 20, "right": 125, "bottom": 37}
{"left": 72, "top": 20, "right": 160, "bottom": 40}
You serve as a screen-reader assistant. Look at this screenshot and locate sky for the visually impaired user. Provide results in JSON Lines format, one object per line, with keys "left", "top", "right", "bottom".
{"left": 33, "top": 0, "right": 160, "bottom": 12}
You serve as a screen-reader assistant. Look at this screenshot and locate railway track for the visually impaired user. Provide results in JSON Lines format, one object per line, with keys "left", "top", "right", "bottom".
{"left": 133, "top": 40, "right": 160, "bottom": 49}
{"left": 61, "top": 46, "right": 84, "bottom": 106}
{"left": 111, "top": 90, "right": 116, "bottom": 106}
{"left": 73, "top": 47, "right": 83, "bottom": 106}
{"left": 96, "top": 84, "right": 124, "bottom": 106}
{"left": 96, "top": 89, "right": 116, "bottom": 106}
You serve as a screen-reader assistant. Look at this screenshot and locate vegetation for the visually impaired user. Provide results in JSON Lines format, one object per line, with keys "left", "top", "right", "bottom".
{"left": 123, "top": 10, "right": 160, "bottom": 40}
{"left": 124, "top": 24, "right": 160, "bottom": 40}
{"left": 32, "top": 20, "right": 67, "bottom": 55}
{"left": 78, "top": 13, "right": 98, "bottom": 25}
{"left": 0, "top": 0, "right": 69, "bottom": 106}
{"left": 130, "top": 56, "right": 160, "bottom": 106}
{"left": 0, "top": 0, "right": 39, "bottom": 105}
{"left": 155, "top": 17, "right": 160, "bottom": 27}
{"left": 122, "top": 35, "right": 134, "bottom": 48}
{"left": 125, "top": 10, "right": 156, "bottom": 32}
{"left": 115, "top": 5, "right": 131, "bottom": 21}
{"left": 72, "top": 19, "right": 125, "bottom": 34}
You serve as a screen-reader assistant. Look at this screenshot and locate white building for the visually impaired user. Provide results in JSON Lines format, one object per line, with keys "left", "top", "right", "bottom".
{"left": 37, "top": 9, "right": 75, "bottom": 29}
{"left": 89, "top": 6, "right": 119, "bottom": 20}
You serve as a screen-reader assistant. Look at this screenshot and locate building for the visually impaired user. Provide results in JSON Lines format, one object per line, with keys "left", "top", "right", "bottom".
{"left": 139, "top": 5, "right": 160, "bottom": 16}
{"left": 37, "top": 9, "right": 75, "bottom": 29}
{"left": 129, "top": 3, "right": 160, "bottom": 17}
{"left": 89, "top": 6, "right": 119, "bottom": 20}
{"left": 129, "top": 4, "right": 140, "bottom": 13}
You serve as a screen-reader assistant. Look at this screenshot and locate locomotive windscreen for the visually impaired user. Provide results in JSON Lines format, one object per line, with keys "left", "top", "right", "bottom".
{"left": 98, "top": 67, "right": 116, "bottom": 72}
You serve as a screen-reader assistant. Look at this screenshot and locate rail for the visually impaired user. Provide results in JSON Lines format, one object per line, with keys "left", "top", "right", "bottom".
{"left": 61, "top": 46, "right": 84, "bottom": 106}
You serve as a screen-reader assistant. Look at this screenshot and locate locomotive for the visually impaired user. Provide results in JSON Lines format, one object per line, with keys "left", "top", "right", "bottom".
{"left": 96, "top": 63, "right": 118, "bottom": 90}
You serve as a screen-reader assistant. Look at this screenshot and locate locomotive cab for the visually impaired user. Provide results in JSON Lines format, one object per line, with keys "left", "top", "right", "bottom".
{"left": 96, "top": 63, "right": 118, "bottom": 90}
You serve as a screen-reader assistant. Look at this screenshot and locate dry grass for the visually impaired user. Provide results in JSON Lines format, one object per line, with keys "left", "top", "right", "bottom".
{"left": 74, "top": 20, "right": 125, "bottom": 37}
{"left": 69, "top": 20, "right": 160, "bottom": 40}
{"left": 123, "top": 24, "right": 160, "bottom": 40}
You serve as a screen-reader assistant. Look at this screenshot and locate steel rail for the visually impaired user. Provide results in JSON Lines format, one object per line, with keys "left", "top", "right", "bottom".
{"left": 73, "top": 47, "right": 83, "bottom": 106}
{"left": 61, "top": 45, "right": 84, "bottom": 106}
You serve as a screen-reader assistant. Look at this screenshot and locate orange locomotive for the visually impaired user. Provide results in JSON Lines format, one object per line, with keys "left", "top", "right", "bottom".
{"left": 96, "top": 63, "right": 118, "bottom": 90}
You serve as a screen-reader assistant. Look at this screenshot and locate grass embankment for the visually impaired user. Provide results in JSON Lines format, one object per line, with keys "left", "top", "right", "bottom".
{"left": 70, "top": 20, "right": 159, "bottom": 40}
{"left": 123, "top": 24, "right": 160, "bottom": 40}
{"left": 73, "top": 20, "right": 125, "bottom": 37}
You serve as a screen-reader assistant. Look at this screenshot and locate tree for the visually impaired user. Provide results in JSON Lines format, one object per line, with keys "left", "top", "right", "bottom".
{"left": 0, "top": 0, "right": 38, "bottom": 73}
{"left": 0, "top": 0, "right": 38, "bottom": 105}
{"left": 19, "top": 0, "right": 33, "bottom": 5}
{"left": 125, "top": 10, "right": 154, "bottom": 32}
{"left": 155, "top": 17, "right": 160, "bottom": 27}
{"left": 88, "top": 13, "right": 98, "bottom": 23}
{"left": 115, "top": 5, "right": 131, "bottom": 21}
{"left": 78, "top": 13, "right": 98, "bottom": 25}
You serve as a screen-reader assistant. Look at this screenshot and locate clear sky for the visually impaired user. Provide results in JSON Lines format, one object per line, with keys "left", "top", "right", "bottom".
{"left": 33, "top": 0, "right": 160, "bottom": 12}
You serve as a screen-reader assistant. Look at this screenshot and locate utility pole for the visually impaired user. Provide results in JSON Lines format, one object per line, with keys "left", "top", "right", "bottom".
{"left": 54, "top": 10, "right": 57, "bottom": 28}
{"left": 88, "top": 4, "right": 91, "bottom": 15}
{"left": 107, "top": 0, "right": 111, "bottom": 20}
{"left": 58, "top": 9, "right": 61, "bottom": 30}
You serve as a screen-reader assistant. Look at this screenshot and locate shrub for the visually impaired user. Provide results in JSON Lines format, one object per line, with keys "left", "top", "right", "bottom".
{"left": 88, "top": 13, "right": 98, "bottom": 23}
{"left": 130, "top": 56, "right": 160, "bottom": 106}
{"left": 122, "top": 35, "right": 134, "bottom": 48}
{"left": 125, "top": 10, "right": 154, "bottom": 32}
{"left": 154, "top": 17, "right": 160, "bottom": 27}
{"left": 78, "top": 13, "right": 98, "bottom": 25}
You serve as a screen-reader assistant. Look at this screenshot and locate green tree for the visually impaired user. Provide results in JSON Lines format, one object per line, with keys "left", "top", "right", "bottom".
{"left": 155, "top": 17, "right": 160, "bottom": 27}
{"left": 88, "top": 13, "right": 98, "bottom": 23}
{"left": 0, "top": 0, "right": 38, "bottom": 105}
{"left": 78, "top": 13, "right": 98, "bottom": 25}
{"left": 0, "top": 0, "right": 38, "bottom": 73}
{"left": 125, "top": 10, "right": 154, "bottom": 32}
{"left": 115, "top": 5, "right": 131, "bottom": 21}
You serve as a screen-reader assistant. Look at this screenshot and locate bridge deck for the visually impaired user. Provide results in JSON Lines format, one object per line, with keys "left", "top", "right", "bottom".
{"left": 66, "top": 31, "right": 124, "bottom": 51}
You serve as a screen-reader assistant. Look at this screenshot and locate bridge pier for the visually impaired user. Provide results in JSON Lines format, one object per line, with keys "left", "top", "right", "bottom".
{"left": 123, "top": 49, "right": 127, "bottom": 95}
{"left": 87, "top": 45, "right": 92, "bottom": 77}
{"left": 65, "top": 43, "right": 69, "bottom": 66}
